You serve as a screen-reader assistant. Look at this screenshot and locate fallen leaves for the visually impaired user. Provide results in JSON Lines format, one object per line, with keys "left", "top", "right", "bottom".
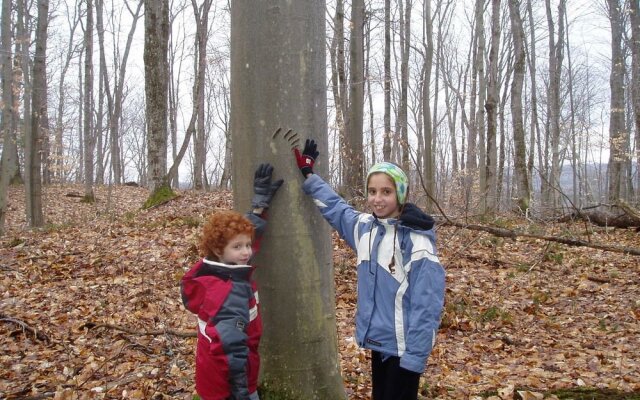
{"left": 1, "top": 185, "right": 639, "bottom": 399}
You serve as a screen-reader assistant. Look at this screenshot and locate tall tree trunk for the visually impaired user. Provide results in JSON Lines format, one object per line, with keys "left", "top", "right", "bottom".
{"left": 484, "top": 0, "right": 500, "bottom": 214}
{"left": 398, "top": 0, "right": 411, "bottom": 171}
{"left": 26, "top": 0, "right": 49, "bottom": 227}
{"left": 526, "top": 0, "right": 539, "bottom": 195}
{"left": 545, "top": 0, "right": 565, "bottom": 212}
{"left": 343, "top": 0, "right": 365, "bottom": 200}
{"left": 422, "top": 0, "right": 435, "bottom": 210}
{"left": 230, "top": 1, "right": 345, "bottom": 397}
{"left": 476, "top": 0, "right": 487, "bottom": 206}
{"left": 83, "top": 0, "right": 95, "bottom": 200}
{"left": 17, "top": 0, "right": 31, "bottom": 185}
{"left": 54, "top": 4, "right": 80, "bottom": 184}
{"left": 383, "top": 0, "right": 391, "bottom": 160}
{"left": 144, "top": 0, "right": 170, "bottom": 192}
{"left": 607, "top": 0, "right": 627, "bottom": 202}
{"left": 629, "top": 0, "right": 640, "bottom": 200}
{"left": 192, "top": 0, "right": 212, "bottom": 190}
{"left": 0, "top": 0, "right": 14, "bottom": 235}
{"left": 331, "top": 0, "right": 348, "bottom": 188}
{"left": 509, "top": 0, "right": 530, "bottom": 213}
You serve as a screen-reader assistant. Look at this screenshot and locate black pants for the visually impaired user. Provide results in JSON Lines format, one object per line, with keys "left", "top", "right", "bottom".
{"left": 371, "top": 351, "right": 421, "bottom": 400}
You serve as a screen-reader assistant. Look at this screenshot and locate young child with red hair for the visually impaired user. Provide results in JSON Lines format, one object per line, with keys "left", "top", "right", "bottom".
{"left": 181, "top": 164, "right": 283, "bottom": 400}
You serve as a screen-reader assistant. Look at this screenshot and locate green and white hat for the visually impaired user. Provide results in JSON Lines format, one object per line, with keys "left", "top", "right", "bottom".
{"left": 366, "top": 162, "right": 409, "bottom": 205}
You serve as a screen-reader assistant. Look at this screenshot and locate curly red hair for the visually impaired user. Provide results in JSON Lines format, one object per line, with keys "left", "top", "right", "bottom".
{"left": 199, "top": 210, "right": 255, "bottom": 260}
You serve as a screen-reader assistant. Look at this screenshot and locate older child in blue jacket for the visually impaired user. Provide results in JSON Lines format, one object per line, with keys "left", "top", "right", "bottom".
{"left": 293, "top": 140, "right": 445, "bottom": 400}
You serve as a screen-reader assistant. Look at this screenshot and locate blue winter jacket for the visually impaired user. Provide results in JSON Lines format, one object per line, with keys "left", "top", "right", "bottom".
{"left": 303, "top": 174, "right": 446, "bottom": 373}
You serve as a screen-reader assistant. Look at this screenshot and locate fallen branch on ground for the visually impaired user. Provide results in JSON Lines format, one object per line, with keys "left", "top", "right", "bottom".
{"left": 441, "top": 221, "right": 640, "bottom": 256}
{"left": 0, "top": 313, "right": 51, "bottom": 343}
{"left": 81, "top": 322, "right": 196, "bottom": 338}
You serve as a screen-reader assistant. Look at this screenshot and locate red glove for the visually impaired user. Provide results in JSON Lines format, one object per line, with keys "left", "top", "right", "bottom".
{"left": 293, "top": 139, "right": 319, "bottom": 178}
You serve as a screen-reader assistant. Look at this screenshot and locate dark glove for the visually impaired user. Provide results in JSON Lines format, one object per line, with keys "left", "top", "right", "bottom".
{"left": 293, "top": 139, "right": 319, "bottom": 178}
{"left": 251, "top": 163, "right": 284, "bottom": 209}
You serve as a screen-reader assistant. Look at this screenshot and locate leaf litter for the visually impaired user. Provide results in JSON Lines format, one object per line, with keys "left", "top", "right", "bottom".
{"left": 0, "top": 185, "right": 638, "bottom": 399}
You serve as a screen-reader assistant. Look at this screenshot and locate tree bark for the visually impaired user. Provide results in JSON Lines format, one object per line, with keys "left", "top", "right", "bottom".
{"left": 192, "top": 0, "right": 212, "bottom": 190}
{"left": 631, "top": 0, "right": 640, "bottom": 199}
{"left": 83, "top": 0, "right": 95, "bottom": 200}
{"left": 144, "top": 0, "right": 170, "bottom": 192}
{"left": 230, "top": 0, "right": 345, "bottom": 397}
{"left": 0, "top": 0, "right": 14, "bottom": 235}
{"left": 343, "top": 0, "right": 365, "bottom": 200}
{"left": 607, "top": 0, "right": 628, "bottom": 202}
{"left": 383, "top": 0, "right": 392, "bottom": 161}
{"left": 509, "top": 0, "right": 530, "bottom": 213}
{"left": 484, "top": 0, "right": 500, "bottom": 214}
{"left": 26, "top": 0, "right": 49, "bottom": 227}
{"left": 545, "top": 0, "right": 566, "bottom": 212}
{"left": 421, "top": 0, "right": 435, "bottom": 210}
{"left": 398, "top": 0, "right": 412, "bottom": 171}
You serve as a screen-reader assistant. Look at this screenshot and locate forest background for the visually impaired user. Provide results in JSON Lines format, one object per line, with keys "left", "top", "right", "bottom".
{"left": 1, "top": 0, "right": 640, "bottom": 399}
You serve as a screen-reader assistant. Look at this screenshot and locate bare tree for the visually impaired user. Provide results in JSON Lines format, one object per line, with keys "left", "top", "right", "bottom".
{"left": 629, "top": 0, "right": 640, "bottom": 199}
{"left": 144, "top": 0, "right": 170, "bottom": 193}
{"left": 0, "top": 0, "right": 14, "bottom": 235}
{"left": 383, "top": 0, "right": 392, "bottom": 160}
{"left": 606, "top": 0, "right": 627, "bottom": 202}
{"left": 544, "top": 0, "right": 566, "bottom": 212}
{"left": 421, "top": 0, "right": 435, "bottom": 210}
{"left": 25, "top": 0, "right": 49, "bottom": 227}
{"left": 509, "top": 0, "right": 530, "bottom": 212}
{"left": 398, "top": 0, "right": 412, "bottom": 171}
{"left": 83, "top": 0, "right": 95, "bottom": 201}
{"left": 191, "top": 0, "right": 212, "bottom": 190}
{"left": 484, "top": 0, "right": 501, "bottom": 214}
{"left": 343, "top": 0, "right": 365, "bottom": 200}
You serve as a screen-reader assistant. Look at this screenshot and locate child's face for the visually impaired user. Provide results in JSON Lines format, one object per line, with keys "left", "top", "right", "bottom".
{"left": 218, "top": 233, "right": 253, "bottom": 265}
{"left": 367, "top": 173, "right": 401, "bottom": 219}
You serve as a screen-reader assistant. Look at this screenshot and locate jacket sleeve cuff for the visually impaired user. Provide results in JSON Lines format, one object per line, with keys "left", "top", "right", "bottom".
{"left": 399, "top": 353, "right": 426, "bottom": 374}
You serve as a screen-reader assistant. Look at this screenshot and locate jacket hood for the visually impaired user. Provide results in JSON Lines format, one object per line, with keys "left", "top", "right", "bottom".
{"left": 398, "top": 203, "right": 435, "bottom": 231}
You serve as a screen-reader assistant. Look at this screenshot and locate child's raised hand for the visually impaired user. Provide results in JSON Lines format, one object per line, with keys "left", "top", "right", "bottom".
{"left": 251, "top": 163, "right": 284, "bottom": 209}
{"left": 293, "top": 139, "right": 319, "bottom": 178}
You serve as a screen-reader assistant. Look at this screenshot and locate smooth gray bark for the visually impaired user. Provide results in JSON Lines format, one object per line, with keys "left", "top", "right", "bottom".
{"left": 230, "top": 1, "right": 345, "bottom": 397}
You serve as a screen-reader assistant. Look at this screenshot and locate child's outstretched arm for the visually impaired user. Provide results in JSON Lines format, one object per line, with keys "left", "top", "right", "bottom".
{"left": 246, "top": 163, "right": 283, "bottom": 252}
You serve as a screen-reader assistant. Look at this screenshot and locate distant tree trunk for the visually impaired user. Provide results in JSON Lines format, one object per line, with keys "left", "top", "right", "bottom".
{"left": 545, "top": 0, "right": 565, "bottom": 212}
{"left": 26, "top": 0, "right": 49, "bottom": 227}
{"left": 54, "top": 5, "right": 80, "bottom": 184}
{"left": 330, "top": 0, "right": 348, "bottom": 187}
{"left": 0, "top": 0, "right": 14, "bottom": 235}
{"left": 526, "top": 0, "right": 539, "bottom": 193}
{"left": 398, "top": 0, "right": 411, "bottom": 171}
{"left": 343, "top": 0, "right": 365, "bottom": 200}
{"left": 629, "top": 0, "right": 640, "bottom": 200}
{"left": 475, "top": 0, "right": 487, "bottom": 206}
{"left": 421, "top": 0, "right": 435, "bottom": 210}
{"left": 383, "top": 0, "right": 391, "bottom": 161}
{"left": 509, "top": 0, "right": 530, "bottom": 213}
{"left": 231, "top": 0, "right": 346, "bottom": 397}
{"left": 192, "top": 0, "right": 212, "bottom": 190}
{"left": 144, "top": 0, "right": 170, "bottom": 192}
{"left": 607, "top": 0, "right": 626, "bottom": 202}
{"left": 365, "top": 16, "right": 375, "bottom": 166}
{"left": 83, "top": 0, "right": 95, "bottom": 201}
{"left": 17, "top": 0, "right": 31, "bottom": 185}
{"left": 484, "top": 0, "right": 500, "bottom": 214}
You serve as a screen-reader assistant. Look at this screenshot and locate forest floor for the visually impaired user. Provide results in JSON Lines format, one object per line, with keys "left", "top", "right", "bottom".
{"left": 0, "top": 184, "right": 639, "bottom": 400}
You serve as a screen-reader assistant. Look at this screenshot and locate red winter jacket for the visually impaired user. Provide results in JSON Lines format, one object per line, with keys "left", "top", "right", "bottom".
{"left": 181, "top": 214, "right": 266, "bottom": 400}
{"left": 181, "top": 259, "right": 262, "bottom": 399}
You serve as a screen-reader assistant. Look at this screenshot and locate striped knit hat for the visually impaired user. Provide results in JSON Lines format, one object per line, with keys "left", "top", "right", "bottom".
{"left": 366, "top": 162, "right": 409, "bottom": 205}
